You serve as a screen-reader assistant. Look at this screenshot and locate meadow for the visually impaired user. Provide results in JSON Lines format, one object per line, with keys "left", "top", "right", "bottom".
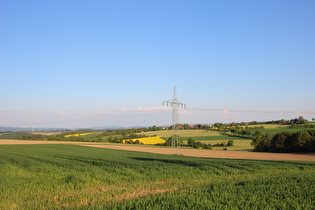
{"left": 0, "top": 144, "right": 314, "bottom": 209}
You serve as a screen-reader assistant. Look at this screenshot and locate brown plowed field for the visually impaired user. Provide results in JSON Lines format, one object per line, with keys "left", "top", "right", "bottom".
{"left": 1, "top": 139, "right": 314, "bottom": 162}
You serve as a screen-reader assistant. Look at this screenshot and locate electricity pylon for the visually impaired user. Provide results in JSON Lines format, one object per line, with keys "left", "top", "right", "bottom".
{"left": 162, "top": 86, "right": 186, "bottom": 154}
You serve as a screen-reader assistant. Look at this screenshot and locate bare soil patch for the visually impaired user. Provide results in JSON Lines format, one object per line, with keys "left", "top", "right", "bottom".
{"left": 1, "top": 139, "right": 314, "bottom": 161}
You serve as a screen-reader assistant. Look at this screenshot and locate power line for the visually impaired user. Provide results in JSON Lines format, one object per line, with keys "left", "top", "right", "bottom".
{"left": 176, "top": 85, "right": 315, "bottom": 90}
{"left": 163, "top": 86, "right": 186, "bottom": 154}
{"left": 186, "top": 108, "right": 315, "bottom": 115}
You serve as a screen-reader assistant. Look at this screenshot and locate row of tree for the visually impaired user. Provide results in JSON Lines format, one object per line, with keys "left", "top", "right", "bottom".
{"left": 252, "top": 130, "right": 315, "bottom": 152}
{"left": 211, "top": 116, "right": 312, "bottom": 130}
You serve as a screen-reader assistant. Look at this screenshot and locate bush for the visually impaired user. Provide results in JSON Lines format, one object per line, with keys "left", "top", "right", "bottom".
{"left": 187, "top": 138, "right": 195, "bottom": 147}
{"left": 212, "top": 143, "right": 225, "bottom": 147}
{"left": 166, "top": 135, "right": 183, "bottom": 146}
{"left": 125, "top": 140, "right": 133, "bottom": 144}
{"left": 164, "top": 139, "right": 172, "bottom": 146}
{"left": 204, "top": 144, "right": 212, "bottom": 149}
{"left": 227, "top": 140, "right": 234, "bottom": 146}
{"left": 193, "top": 141, "right": 202, "bottom": 148}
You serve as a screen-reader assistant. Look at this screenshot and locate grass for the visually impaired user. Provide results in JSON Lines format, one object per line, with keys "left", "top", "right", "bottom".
{"left": 1, "top": 144, "right": 314, "bottom": 209}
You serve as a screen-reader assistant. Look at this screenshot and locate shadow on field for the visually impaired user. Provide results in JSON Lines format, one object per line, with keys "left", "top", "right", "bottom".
{"left": 130, "top": 157, "right": 202, "bottom": 167}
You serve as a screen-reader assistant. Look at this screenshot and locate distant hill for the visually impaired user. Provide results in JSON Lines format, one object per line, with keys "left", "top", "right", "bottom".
{"left": 0, "top": 127, "right": 70, "bottom": 132}
{"left": 0, "top": 126, "right": 145, "bottom": 132}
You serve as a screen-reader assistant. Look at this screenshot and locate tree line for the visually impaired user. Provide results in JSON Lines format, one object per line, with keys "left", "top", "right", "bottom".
{"left": 252, "top": 130, "right": 315, "bottom": 152}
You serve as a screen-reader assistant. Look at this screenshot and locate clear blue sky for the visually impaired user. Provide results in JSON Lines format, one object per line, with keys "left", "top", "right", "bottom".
{"left": 1, "top": 0, "right": 315, "bottom": 128}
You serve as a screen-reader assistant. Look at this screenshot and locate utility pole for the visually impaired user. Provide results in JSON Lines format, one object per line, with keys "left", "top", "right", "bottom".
{"left": 162, "top": 86, "right": 186, "bottom": 154}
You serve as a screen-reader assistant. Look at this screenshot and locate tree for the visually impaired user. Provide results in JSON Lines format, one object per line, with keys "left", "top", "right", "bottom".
{"left": 272, "top": 134, "right": 287, "bottom": 152}
{"left": 187, "top": 138, "right": 195, "bottom": 147}
{"left": 253, "top": 130, "right": 315, "bottom": 153}
{"left": 166, "top": 135, "right": 183, "bottom": 145}
{"left": 227, "top": 140, "right": 234, "bottom": 146}
{"left": 230, "top": 128, "right": 236, "bottom": 134}
{"left": 164, "top": 139, "right": 172, "bottom": 146}
{"left": 294, "top": 130, "right": 311, "bottom": 149}
{"left": 202, "top": 143, "right": 212, "bottom": 149}
{"left": 241, "top": 130, "right": 251, "bottom": 136}
{"left": 297, "top": 116, "right": 307, "bottom": 124}
{"left": 193, "top": 141, "right": 202, "bottom": 148}
{"left": 253, "top": 130, "right": 262, "bottom": 138}
{"left": 183, "top": 124, "right": 189, "bottom": 129}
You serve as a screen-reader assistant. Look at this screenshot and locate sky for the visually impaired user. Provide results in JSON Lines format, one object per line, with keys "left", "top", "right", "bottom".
{"left": 1, "top": 0, "right": 315, "bottom": 128}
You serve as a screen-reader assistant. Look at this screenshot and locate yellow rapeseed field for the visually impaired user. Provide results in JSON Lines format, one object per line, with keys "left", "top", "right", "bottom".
{"left": 123, "top": 136, "right": 166, "bottom": 145}
{"left": 64, "top": 133, "right": 94, "bottom": 138}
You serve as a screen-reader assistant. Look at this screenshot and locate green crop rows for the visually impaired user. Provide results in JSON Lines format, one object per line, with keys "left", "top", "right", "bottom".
{"left": 0, "top": 144, "right": 314, "bottom": 209}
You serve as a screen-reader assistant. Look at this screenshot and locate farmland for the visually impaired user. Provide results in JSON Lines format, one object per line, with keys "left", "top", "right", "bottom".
{"left": 138, "top": 129, "right": 254, "bottom": 151}
{"left": 123, "top": 136, "right": 166, "bottom": 145}
{"left": 64, "top": 132, "right": 95, "bottom": 138}
{"left": 0, "top": 144, "right": 314, "bottom": 209}
{"left": 140, "top": 129, "right": 223, "bottom": 137}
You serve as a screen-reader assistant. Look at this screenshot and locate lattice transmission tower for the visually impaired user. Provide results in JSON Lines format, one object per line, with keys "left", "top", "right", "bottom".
{"left": 162, "top": 86, "right": 186, "bottom": 154}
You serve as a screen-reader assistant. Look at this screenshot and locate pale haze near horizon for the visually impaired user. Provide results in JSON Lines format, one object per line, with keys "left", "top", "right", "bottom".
{"left": 1, "top": 0, "right": 315, "bottom": 128}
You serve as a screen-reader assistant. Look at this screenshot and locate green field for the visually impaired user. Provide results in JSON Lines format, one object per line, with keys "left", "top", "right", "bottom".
{"left": 1, "top": 144, "right": 314, "bottom": 209}
{"left": 258, "top": 127, "right": 315, "bottom": 135}
{"left": 141, "top": 129, "right": 221, "bottom": 137}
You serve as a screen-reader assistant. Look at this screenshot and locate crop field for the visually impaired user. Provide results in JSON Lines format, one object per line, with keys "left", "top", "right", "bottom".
{"left": 141, "top": 130, "right": 253, "bottom": 151}
{"left": 64, "top": 132, "right": 101, "bottom": 138}
{"left": 142, "top": 129, "right": 249, "bottom": 141}
{"left": 247, "top": 124, "right": 287, "bottom": 129}
{"left": 123, "top": 136, "right": 166, "bottom": 145}
{"left": 0, "top": 144, "right": 314, "bottom": 209}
